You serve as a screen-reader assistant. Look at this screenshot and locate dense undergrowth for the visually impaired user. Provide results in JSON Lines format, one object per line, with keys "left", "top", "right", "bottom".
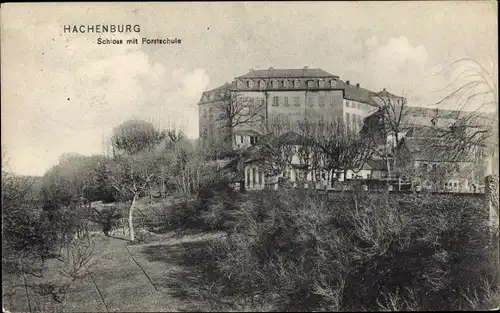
{"left": 164, "top": 187, "right": 499, "bottom": 311}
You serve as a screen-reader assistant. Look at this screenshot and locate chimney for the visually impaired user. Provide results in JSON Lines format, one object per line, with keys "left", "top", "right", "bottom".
{"left": 356, "top": 83, "right": 360, "bottom": 87}
{"left": 383, "top": 88, "right": 386, "bottom": 91}
{"left": 346, "top": 80, "right": 350, "bottom": 85}
{"left": 304, "top": 66, "right": 309, "bottom": 70}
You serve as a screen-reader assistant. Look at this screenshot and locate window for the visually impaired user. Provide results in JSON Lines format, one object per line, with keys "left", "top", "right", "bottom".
{"left": 260, "top": 99, "right": 265, "bottom": 106}
{"left": 250, "top": 136, "right": 258, "bottom": 145}
{"left": 307, "top": 80, "right": 314, "bottom": 88}
{"left": 432, "top": 164, "right": 436, "bottom": 170}
{"left": 246, "top": 168, "right": 251, "bottom": 186}
{"left": 283, "top": 80, "right": 289, "bottom": 88}
{"left": 294, "top": 79, "right": 300, "bottom": 88}
{"left": 319, "top": 96, "right": 325, "bottom": 107}
{"left": 237, "top": 80, "right": 244, "bottom": 88}
{"left": 352, "top": 114, "right": 357, "bottom": 131}
{"left": 259, "top": 80, "right": 266, "bottom": 89}
{"left": 248, "top": 80, "right": 254, "bottom": 88}
{"left": 345, "top": 113, "right": 350, "bottom": 129}
{"left": 357, "top": 115, "right": 362, "bottom": 127}
{"left": 346, "top": 101, "right": 350, "bottom": 108}
{"left": 319, "top": 80, "right": 325, "bottom": 88}
{"left": 330, "top": 96, "right": 335, "bottom": 106}
{"left": 248, "top": 98, "right": 254, "bottom": 106}
{"left": 308, "top": 96, "right": 316, "bottom": 107}
{"left": 422, "top": 163, "right": 428, "bottom": 171}
{"left": 294, "top": 96, "right": 300, "bottom": 106}
{"left": 272, "top": 80, "right": 278, "bottom": 88}
{"left": 252, "top": 168, "right": 257, "bottom": 185}
{"left": 259, "top": 170, "right": 263, "bottom": 185}
{"left": 357, "top": 102, "right": 361, "bottom": 109}
{"left": 240, "top": 136, "right": 244, "bottom": 144}
{"left": 272, "top": 96, "right": 279, "bottom": 106}
{"left": 453, "top": 182, "right": 457, "bottom": 188}
{"left": 331, "top": 80, "right": 337, "bottom": 88}
{"left": 208, "top": 107, "right": 213, "bottom": 121}
{"left": 284, "top": 96, "right": 289, "bottom": 106}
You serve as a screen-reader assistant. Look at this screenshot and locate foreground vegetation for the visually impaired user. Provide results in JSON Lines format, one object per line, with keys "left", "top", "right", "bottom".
{"left": 162, "top": 187, "right": 499, "bottom": 311}
{"left": 2, "top": 116, "right": 498, "bottom": 311}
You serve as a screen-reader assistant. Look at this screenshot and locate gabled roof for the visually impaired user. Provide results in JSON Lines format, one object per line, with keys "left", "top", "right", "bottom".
{"left": 278, "top": 131, "right": 311, "bottom": 145}
{"left": 404, "top": 125, "right": 446, "bottom": 139}
{"left": 236, "top": 68, "right": 338, "bottom": 79}
{"left": 372, "top": 89, "right": 404, "bottom": 99}
{"left": 364, "top": 159, "right": 388, "bottom": 171}
{"left": 400, "top": 137, "right": 474, "bottom": 162}
{"left": 205, "top": 82, "right": 233, "bottom": 93}
{"left": 340, "top": 82, "right": 379, "bottom": 106}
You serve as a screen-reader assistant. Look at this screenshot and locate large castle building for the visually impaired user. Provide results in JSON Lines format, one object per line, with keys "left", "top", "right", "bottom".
{"left": 198, "top": 67, "right": 382, "bottom": 150}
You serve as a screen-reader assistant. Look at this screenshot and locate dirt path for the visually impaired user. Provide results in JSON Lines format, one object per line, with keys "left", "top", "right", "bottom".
{"left": 4, "top": 231, "right": 225, "bottom": 312}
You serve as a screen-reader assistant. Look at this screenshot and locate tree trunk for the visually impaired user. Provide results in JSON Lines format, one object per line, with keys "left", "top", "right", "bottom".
{"left": 128, "top": 194, "right": 138, "bottom": 241}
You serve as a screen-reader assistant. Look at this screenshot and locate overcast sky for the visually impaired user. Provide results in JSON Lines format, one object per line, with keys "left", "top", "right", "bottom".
{"left": 1, "top": 2, "right": 497, "bottom": 176}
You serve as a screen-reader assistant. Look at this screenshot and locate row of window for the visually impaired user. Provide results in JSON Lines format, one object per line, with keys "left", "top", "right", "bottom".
{"left": 271, "top": 96, "right": 337, "bottom": 108}
{"left": 345, "top": 100, "right": 364, "bottom": 110}
{"left": 235, "top": 135, "right": 260, "bottom": 145}
{"left": 345, "top": 113, "right": 363, "bottom": 131}
{"left": 241, "top": 97, "right": 266, "bottom": 106}
{"left": 237, "top": 79, "right": 339, "bottom": 90}
{"left": 246, "top": 167, "right": 264, "bottom": 186}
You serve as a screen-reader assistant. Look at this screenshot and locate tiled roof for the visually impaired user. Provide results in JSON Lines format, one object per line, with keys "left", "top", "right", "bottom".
{"left": 372, "top": 89, "right": 404, "bottom": 99}
{"left": 278, "top": 131, "right": 309, "bottom": 145}
{"left": 236, "top": 68, "right": 338, "bottom": 79}
{"left": 364, "top": 159, "right": 388, "bottom": 171}
{"left": 205, "top": 82, "right": 233, "bottom": 93}
{"left": 401, "top": 137, "right": 474, "bottom": 162}
{"left": 340, "top": 81, "right": 379, "bottom": 106}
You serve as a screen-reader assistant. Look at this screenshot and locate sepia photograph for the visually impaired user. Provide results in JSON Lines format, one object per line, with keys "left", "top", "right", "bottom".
{"left": 1, "top": 1, "right": 499, "bottom": 312}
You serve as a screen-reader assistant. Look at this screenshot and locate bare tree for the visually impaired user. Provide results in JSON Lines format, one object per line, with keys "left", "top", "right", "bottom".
{"left": 431, "top": 58, "right": 497, "bottom": 169}
{"left": 298, "top": 119, "right": 373, "bottom": 188}
{"left": 106, "top": 152, "right": 155, "bottom": 242}
{"left": 214, "top": 91, "right": 266, "bottom": 147}
{"left": 369, "top": 90, "right": 412, "bottom": 179}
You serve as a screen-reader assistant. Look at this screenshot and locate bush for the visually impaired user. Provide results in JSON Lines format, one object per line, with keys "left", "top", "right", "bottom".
{"left": 90, "top": 206, "right": 123, "bottom": 235}
{"left": 197, "top": 189, "right": 498, "bottom": 311}
{"left": 162, "top": 180, "right": 241, "bottom": 233}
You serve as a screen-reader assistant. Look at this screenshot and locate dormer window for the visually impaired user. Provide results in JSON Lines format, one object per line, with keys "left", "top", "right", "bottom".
{"left": 307, "top": 80, "right": 314, "bottom": 88}
{"left": 272, "top": 80, "right": 279, "bottom": 88}
{"left": 248, "top": 80, "right": 254, "bottom": 88}
{"left": 294, "top": 79, "right": 300, "bottom": 88}
{"left": 259, "top": 80, "right": 266, "bottom": 89}
{"left": 283, "top": 79, "right": 290, "bottom": 88}
{"left": 237, "top": 80, "right": 244, "bottom": 89}
{"left": 318, "top": 80, "right": 325, "bottom": 88}
{"left": 331, "top": 80, "right": 337, "bottom": 88}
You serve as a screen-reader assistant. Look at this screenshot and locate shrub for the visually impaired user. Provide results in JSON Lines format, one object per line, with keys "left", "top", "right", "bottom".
{"left": 90, "top": 206, "right": 123, "bottom": 235}
{"left": 198, "top": 189, "right": 497, "bottom": 311}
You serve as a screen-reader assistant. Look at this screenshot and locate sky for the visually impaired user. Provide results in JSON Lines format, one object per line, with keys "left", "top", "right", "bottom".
{"left": 1, "top": 2, "right": 497, "bottom": 176}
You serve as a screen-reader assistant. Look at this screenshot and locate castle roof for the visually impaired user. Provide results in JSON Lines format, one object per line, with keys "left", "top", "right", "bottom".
{"left": 236, "top": 68, "right": 338, "bottom": 79}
